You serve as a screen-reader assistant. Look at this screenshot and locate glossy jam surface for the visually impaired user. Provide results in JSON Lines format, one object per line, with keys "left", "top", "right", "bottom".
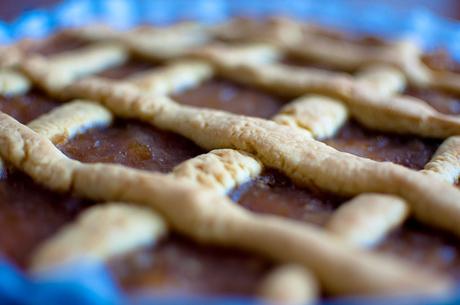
{"left": 325, "top": 120, "right": 441, "bottom": 170}
{"left": 96, "top": 59, "right": 157, "bottom": 80}
{"left": 172, "top": 78, "right": 287, "bottom": 118}
{"left": 0, "top": 170, "right": 92, "bottom": 267}
{"left": 405, "top": 87, "right": 460, "bottom": 115}
{"left": 59, "top": 120, "right": 205, "bottom": 173}
{"left": 403, "top": 51, "right": 460, "bottom": 115}
{"left": 231, "top": 169, "right": 345, "bottom": 226}
{"left": 378, "top": 220, "right": 460, "bottom": 278}
{"left": 0, "top": 90, "right": 60, "bottom": 123}
{"left": 422, "top": 50, "right": 460, "bottom": 73}
{"left": 27, "top": 34, "right": 89, "bottom": 56}
{"left": 110, "top": 234, "right": 272, "bottom": 296}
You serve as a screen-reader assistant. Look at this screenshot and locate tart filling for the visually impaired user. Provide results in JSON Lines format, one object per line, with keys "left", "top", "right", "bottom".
{"left": 1, "top": 18, "right": 460, "bottom": 302}
{"left": 0, "top": 90, "right": 60, "bottom": 123}
{"left": 1, "top": 70, "right": 458, "bottom": 295}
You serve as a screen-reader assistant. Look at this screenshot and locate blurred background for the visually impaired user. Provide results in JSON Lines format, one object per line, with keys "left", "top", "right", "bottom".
{"left": 1, "top": 0, "right": 460, "bottom": 57}
{"left": 1, "top": 0, "right": 460, "bottom": 21}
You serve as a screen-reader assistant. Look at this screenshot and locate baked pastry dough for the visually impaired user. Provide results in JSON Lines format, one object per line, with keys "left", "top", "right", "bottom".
{"left": 2, "top": 17, "right": 460, "bottom": 302}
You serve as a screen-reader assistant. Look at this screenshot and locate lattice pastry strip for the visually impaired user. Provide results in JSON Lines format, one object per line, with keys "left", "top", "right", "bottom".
{"left": 26, "top": 103, "right": 259, "bottom": 273}
{"left": 0, "top": 101, "right": 168, "bottom": 272}
{"left": 289, "top": 32, "right": 460, "bottom": 94}
{"left": 211, "top": 16, "right": 306, "bottom": 48}
{"left": 192, "top": 44, "right": 460, "bottom": 138}
{"left": 29, "top": 69, "right": 315, "bottom": 303}
{"left": 51, "top": 61, "right": 458, "bottom": 298}
{"left": 288, "top": 37, "right": 432, "bottom": 86}
{"left": 60, "top": 73, "right": 460, "bottom": 240}
{"left": 16, "top": 33, "right": 460, "bottom": 264}
{"left": 0, "top": 44, "right": 25, "bottom": 68}
{"left": 328, "top": 136, "right": 460, "bottom": 246}
{"left": 272, "top": 95, "right": 347, "bottom": 139}
{"left": 0, "top": 100, "right": 111, "bottom": 173}
{"left": 258, "top": 264, "right": 317, "bottom": 305}
{"left": 127, "top": 60, "right": 213, "bottom": 96}
{"left": 27, "top": 39, "right": 460, "bottom": 252}
{"left": 422, "top": 136, "right": 460, "bottom": 184}
{"left": 27, "top": 100, "right": 112, "bottom": 143}
{"left": 327, "top": 194, "right": 408, "bottom": 247}
{"left": 269, "top": 73, "right": 410, "bottom": 249}
{"left": 10, "top": 71, "right": 311, "bottom": 304}
{"left": 1, "top": 20, "right": 460, "bottom": 298}
{"left": 65, "top": 22, "right": 212, "bottom": 61}
{"left": 64, "top": 17, "right": 460, "bottom": 93}
{"left": 213, "top": 17, "right": 460, "bottom": 92}
{"left": 0, "top": 68, "right": 31, "bottom": 96}
{"left": 32, "top": 203, "right": 167, "bottom": 273}
{"left": 20, "top": 43, "right": 129, "bottom": 96}
{"left": 0, "top": 112, "right": 449, "bottom": 296}
{"left": 190, "top": 43, "right": 353, "bottom": 98}
{"left": 272, "top": 66, "right": 404, "bottom": 138}
{"left": 354, "top": 65, "right": 406, "bottom": 97}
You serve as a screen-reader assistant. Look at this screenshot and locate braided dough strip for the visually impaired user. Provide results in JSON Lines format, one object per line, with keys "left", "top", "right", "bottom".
{"left": 0, "top": 112, "right": 449, "bottom": 296}
{"left": 174, "top": 149, "right": 309, "bottom": 303}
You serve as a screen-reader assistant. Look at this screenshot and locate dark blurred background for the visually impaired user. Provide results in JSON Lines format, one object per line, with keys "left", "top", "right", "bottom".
{"left": 1, "top": 0, "right": 460, "bottom": 22}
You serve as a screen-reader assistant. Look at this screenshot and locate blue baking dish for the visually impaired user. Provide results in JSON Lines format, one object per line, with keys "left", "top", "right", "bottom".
{"left": 1, "top": 0, "right": 460, "bottom": 304}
